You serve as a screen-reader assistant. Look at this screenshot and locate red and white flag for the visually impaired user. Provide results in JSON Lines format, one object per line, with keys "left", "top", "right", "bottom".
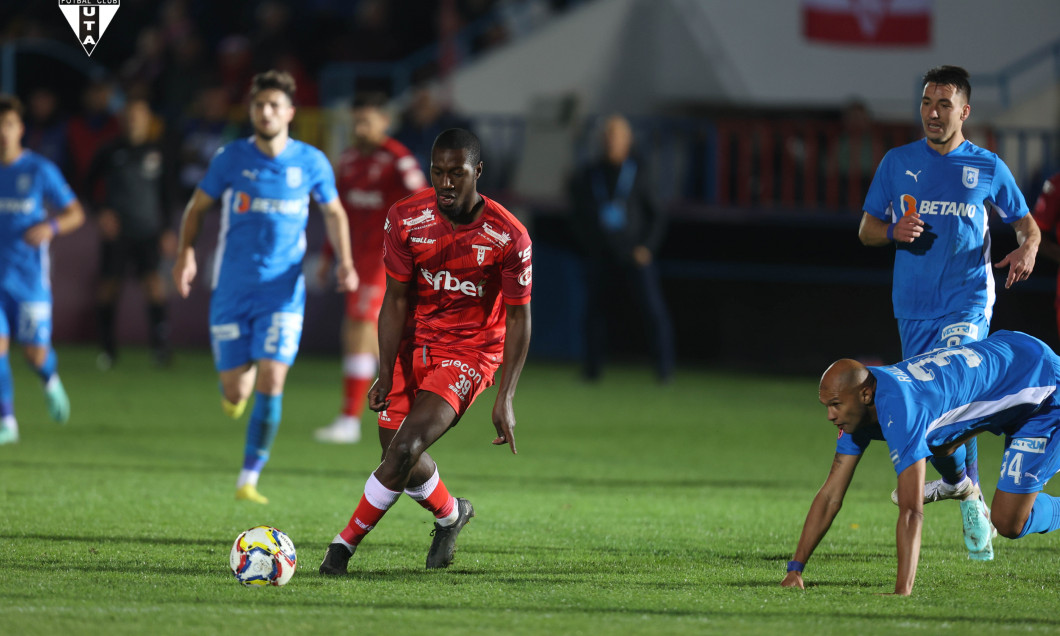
{"left": 802, "top": 0, "right": 933, "bottom": 46}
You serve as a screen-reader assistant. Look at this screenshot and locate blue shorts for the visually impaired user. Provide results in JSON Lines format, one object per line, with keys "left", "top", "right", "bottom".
{"left": 209, "top": 279, "right": 305, "bottom": 371}
{"left": 0, "top": 288, "right": 52, "bottom": 345}
{"left": 898, "top": 310, "right": 990, "bottom": 358}
{"left": 997, "top": 395, "right": 1060, "bottom": 494}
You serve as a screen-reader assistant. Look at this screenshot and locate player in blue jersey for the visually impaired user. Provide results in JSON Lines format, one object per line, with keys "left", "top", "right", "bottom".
{"left": 0, "top": 95, "right": 85, "bottom": 445}
{"left": 856, "top": 65, "right": 1040, "bottom": 560}
{"left": 172, "top": 71, "right": 358, "bottom": 504}
{"left": 783, "top": 331, "right": 1060, "bottom": 595}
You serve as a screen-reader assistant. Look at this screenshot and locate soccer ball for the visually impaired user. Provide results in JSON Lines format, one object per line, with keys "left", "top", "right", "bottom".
{"left": 229, "top": 525, "right": 297, "bottom": 586}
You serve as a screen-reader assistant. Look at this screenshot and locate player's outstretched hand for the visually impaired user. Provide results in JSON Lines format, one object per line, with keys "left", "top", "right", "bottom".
{"left": 780, "top": 571, "right": 804, "bottom": 589}
{"left": 172, "top": 251, "right": 197, "bottom": 298}
{"left": 892, "top": 213, "right": 924, "bottom": 243}
{"left": 367, "top": 377, "right": 391, "bottom": 412}
{"left": 994, "top": 242, "right": 1037, "bottom": 289}
{"left": 491, "top": 400, "right": 517, "bottom": 454}
{"left": 336, "top": 263, "right": 359, "bottom": 293}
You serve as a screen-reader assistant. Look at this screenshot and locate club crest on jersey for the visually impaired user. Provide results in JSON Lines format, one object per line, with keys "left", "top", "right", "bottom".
{"left": 286, "top": 167, "right": 302, "bottom": 188}
{"left": 480, "top": 222, "right": 511, "bottom": 247}
{"left": 404, "top": 208, "right": 435, "bottom": 227}
{"left": 58, "top": 0, "right": 119, "bottom": 57}
{"left": 962, "top": 166, "right": 979, "bottom": 189}
{"left": 472, "top": 244, "right": 492, "bottom": 264}
{"left": 16, "top": 174, "right": 31, "bottom": 194}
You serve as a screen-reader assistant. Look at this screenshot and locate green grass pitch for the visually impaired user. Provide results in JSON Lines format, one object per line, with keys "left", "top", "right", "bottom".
{"left": 1, "top": 347, "right": 1058, "bottom": 635}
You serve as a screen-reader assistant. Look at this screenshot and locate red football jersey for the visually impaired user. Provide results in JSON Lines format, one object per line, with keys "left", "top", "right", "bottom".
{"left": 1035, "top": 173, "right": 1060, "bottom": 296}
{"left": 330, "top": 137, "right": 427, "bottom": 272}
{"left": 383, "top": 188, "right": 532, "bottom": 361}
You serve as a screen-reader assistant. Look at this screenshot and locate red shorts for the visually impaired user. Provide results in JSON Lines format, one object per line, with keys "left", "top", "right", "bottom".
{"left": 377, "top": 345, "right": 499, "bottom": 430}
{"left": 345, "top": 259, "right": 386, "bottom": 322}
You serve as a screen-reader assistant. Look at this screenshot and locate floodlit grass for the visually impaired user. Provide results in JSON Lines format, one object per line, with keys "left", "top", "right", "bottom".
{"left": 1, "top": 346, "right": 1058, "bottom": 635}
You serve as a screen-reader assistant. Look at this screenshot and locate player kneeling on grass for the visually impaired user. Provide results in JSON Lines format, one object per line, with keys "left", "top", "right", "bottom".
{"left": 319, "top": 128, "right": 532, "bottom": 573}
{"left": 782, "top": 330, "right": 1060, "bottom": 595}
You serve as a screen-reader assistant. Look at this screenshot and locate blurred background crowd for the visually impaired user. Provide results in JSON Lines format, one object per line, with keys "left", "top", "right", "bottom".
{"left": 1, "top": 0, "right": 1059, "bottom": 373}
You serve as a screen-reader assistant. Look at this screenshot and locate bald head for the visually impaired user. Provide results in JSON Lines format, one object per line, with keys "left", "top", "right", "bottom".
{"left": 820, "top": 358, "right": 870, "bottom": 395}
{"left": 819, "top": 358, "right": 877, "bottom": 434}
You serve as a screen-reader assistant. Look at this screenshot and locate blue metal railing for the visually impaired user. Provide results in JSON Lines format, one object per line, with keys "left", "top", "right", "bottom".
{"left": 972, "top": 36, "right": 1060, "bottom": 109}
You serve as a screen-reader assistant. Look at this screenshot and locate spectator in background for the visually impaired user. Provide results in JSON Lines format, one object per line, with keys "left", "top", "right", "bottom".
{"left": 217, "top": 35, "right": 255, "bottom": 107}
{"left": 1033, "top": 171, "right": 1060, "bottom": 341}
{"left": 394, "top": 86, "right": 471, "bottom": 174}
{"left": 21, "top": 87, "right": 68, "bottom": 172}
{"left": 67, "top": 79, "right": 121, "bottom": 197}
{"left": 833, "top": 98, "right": 877, "bottom": 209}
{"left": 119, "top": 27, "right": 166, "bottom": 104}
{"left": 172, "top": 83, "right": 243, "bottom": 200}
{"left": 86, "top": 98, "right": 174, "bottom": 369}
{"left": 567, "top": 114, "right": 674, "bottom": 383}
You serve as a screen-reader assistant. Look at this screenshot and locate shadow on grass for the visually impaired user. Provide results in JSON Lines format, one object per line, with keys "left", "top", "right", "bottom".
{"left": 1, "top": 459, "right": 797, "bottom": 491}
{"left": 0, "top": 531, "right": 223, "bottom": 547}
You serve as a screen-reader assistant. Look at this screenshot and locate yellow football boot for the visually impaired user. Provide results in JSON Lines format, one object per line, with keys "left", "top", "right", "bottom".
{"left": 222, "top": 397, "right": 248, "bottom": 419}
{"left": 236, "top": 484, "right": 269, "bottom": 504}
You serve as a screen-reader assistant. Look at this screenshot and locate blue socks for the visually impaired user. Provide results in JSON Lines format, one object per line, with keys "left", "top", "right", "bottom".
{"left": 32, "top": 348, "right": 57, "bottom": 384}
{"left": 964, "top": 438, "right": 980, "bottom": 485}
{"left": 1016, "top": 493, "right": 1060, "bottom": 538}
{"left": 930, "top": 444, "right": 967, "bottom": 485}
{"left": 0, "top": 353, "right": 13, "bottom": 418}
{"left": 242, "top": 392, "right": 283, "bottom": 472}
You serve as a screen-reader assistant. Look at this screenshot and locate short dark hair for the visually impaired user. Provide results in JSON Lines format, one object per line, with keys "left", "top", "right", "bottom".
{"left": 923, "top": 65, "right": 972, "bottom": 103}
{"left": 432, "top": 128, "right": 481, "bottom": 166}
{"left": 352, "top": 91, "right": 389, "bottom": 110}
{"left": 249, "top": 70, "right": 296, "bottom": 103}
{"left": 0, "top": 94, "right": 24, "bottom": 119}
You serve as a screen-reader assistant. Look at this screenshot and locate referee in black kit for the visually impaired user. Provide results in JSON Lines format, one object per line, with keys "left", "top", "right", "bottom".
{"left": 86, "top": 97, "right": 175, "bottom": 369}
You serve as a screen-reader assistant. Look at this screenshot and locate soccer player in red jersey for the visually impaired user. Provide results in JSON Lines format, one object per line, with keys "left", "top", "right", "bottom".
{"left": 1033, "top": 172, "right": 1060, "bottom": 340}
{"left": 314, "top": 93, "right": 427, "bottom": 444}
{"left": 319, "top": 128, "right": 532, "bottom": 573}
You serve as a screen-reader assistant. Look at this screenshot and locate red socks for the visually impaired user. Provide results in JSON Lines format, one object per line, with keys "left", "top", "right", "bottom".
{"left": 339, "top": 474, "right": 400, "bottom": 546}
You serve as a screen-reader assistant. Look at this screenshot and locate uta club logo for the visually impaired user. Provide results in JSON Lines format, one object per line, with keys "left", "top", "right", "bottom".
{"left": 58, "top": 0, "right": 120, "bottom": 57}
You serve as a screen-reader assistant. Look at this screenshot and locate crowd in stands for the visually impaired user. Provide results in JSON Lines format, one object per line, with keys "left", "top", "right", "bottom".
{"left": 1, "top": 0, "right": 581, "bottom": 206}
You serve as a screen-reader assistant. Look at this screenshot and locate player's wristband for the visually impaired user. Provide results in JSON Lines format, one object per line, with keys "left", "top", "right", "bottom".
{"left": 786, "top": 560, "right": 805, "bottom": 573}
{"left": 886, "top": 223, "right": 896, "bottom": 241}
{"left": 48, "top": 218, "right": 60, "bottom": 236}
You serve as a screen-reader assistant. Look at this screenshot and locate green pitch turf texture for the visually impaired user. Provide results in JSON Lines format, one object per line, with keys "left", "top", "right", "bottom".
{"left": 1, "top": 347, "right": 1058, "bottom": 635}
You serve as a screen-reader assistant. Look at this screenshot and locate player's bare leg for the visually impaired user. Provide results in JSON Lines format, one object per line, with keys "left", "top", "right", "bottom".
{"left": 989, "top": 490, "right": 1056, "bottom": 539}
{"left": 219, "top": 363, "right": 256, "bottom": 418}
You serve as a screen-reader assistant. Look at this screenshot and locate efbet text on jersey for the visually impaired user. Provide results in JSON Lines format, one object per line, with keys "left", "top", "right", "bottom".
{"left": 420, "top": 268, "right": 485, "bottom": 297}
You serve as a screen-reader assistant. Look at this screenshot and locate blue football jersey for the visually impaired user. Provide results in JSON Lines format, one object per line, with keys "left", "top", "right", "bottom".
{"left": 868, "top": 330, "right": 1058, "bottom": 476}
{"left": 864, "top": 139, "right": 1029, "bottom": 320}
{"left": 199, "top": 137, "right": 338, "bottom": 293}
{"left": 0, "top": 151, "right": 75, "bottom": 296}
